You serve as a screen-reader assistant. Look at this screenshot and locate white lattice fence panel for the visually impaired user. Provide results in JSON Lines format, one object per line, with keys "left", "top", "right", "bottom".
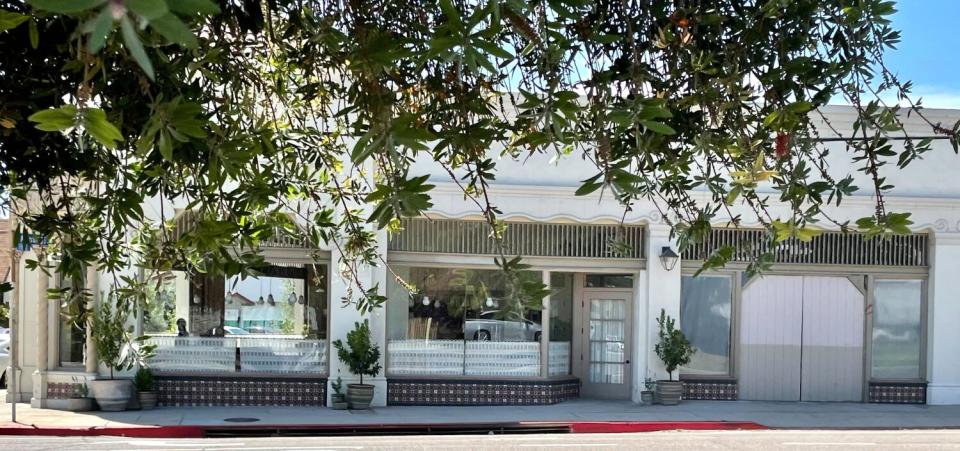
{"left": 465, "top": 341, "right": 540, "bottom": 377}
{"left": 147, "top": 336, "right": 237, "bottom": 372}
{"left": 237, "top": 338, "right": 327, "bottom": 374}
{"left": 548, "top": 342, "right": 571, "bottom": 376}
{"left": 387, "top": 340, "right": 464, "bottom": 376}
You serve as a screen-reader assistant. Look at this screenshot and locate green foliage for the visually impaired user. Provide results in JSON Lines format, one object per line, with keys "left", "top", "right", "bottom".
{"left": 332, "top": 320, "right": 382, "bottom": 385}
{"left": 0, "top": 0, "right": 955, "bottom": 323}
{"left": 331, "top": 376, "right": 343, "bottom": 396}
{"left": 133, "top": 367, "right": 155, "bottom": 392}
{"left": 654, "top": 309, "right": 695, "bottom": 381}
{"left": 91, "top": 299, "right": 156, "bottom": 379}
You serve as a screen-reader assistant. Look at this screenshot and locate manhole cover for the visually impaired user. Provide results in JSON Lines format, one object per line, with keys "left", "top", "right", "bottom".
{"left": 224, "top": 417, "right": 261, "bottom": 423}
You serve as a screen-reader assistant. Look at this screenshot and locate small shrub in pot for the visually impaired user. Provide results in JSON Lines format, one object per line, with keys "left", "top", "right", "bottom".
{"left": 134, "top": 367, "right": 158, "bottom": 410}
{"left": 332, "top": 320, "right": 381, "bottom": 410}
{"left": 653, "top": 309, "right": 695, "bottom": 405}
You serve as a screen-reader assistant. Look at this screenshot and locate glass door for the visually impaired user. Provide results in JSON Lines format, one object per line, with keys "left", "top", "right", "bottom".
{"left": 579, "top": 291, "right": 632, "bottom": 399}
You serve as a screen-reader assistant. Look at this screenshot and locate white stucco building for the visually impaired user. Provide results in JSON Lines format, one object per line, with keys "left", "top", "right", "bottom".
{"left": 6, "top": 106, "right": 960, "bottom": 408}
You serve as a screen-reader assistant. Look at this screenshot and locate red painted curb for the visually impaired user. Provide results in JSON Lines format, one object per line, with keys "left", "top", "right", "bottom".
{"left": 0, "top": 420, "right": 768, "bottom": 437}
{"left": 0, "top": 424, "right": 205, "bottom": 438}
{"left": 566, "top": 421, "right": 768, "bottom": 433}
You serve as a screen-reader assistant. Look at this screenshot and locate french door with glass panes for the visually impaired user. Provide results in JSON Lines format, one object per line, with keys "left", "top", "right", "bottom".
{"left": 575, "top": 290, "right": 633, "bottom": 399}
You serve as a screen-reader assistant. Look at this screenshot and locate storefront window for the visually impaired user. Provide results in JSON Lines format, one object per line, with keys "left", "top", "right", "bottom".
{"left": 145, "top": 264, "right": 328, "bottom": 375}
{"left": 386, "top": 266, "right": 543, "bottom": 377}
{"left": 872, "top": 279, "right": 923, "bottom": 380}
{"left": 549, "top": 273, "right": 574, "bottom": 376}
{"left": 679, "top": 274, "right": 732, "bottom": 376}
{"left": 57, "top": 276, "right": 85, "bottom": 367}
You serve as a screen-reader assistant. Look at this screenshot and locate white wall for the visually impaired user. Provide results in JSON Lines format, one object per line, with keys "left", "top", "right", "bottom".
{"left": 928, "top": 234, "right": 960, "bottom": 404}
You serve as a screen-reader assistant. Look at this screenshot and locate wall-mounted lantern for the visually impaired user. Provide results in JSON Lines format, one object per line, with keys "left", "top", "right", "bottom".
{"left": 659, "top": 246, "right": 679, "bottom": 271}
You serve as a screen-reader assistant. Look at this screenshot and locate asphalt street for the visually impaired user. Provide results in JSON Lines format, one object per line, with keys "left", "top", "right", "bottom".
{"left": 3, "top": 429, "right": 960, "bottom": 451}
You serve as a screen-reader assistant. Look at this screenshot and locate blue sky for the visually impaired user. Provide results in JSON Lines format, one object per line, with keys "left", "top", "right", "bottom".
{"left": 883, "top": 0, "right": 960, "bottom": 108}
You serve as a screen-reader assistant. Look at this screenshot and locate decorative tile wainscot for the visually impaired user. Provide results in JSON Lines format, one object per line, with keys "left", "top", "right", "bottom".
{"left": 868, "top": 382, "right": 927, "bottom": 404}
{"left": 156, "top": 375, "right": 326, "bottom": 407}
{"left": 388, "top": 378, "right": 579, "bottom": 406}
{"left": 681, "top": 380, "right": 739, "bottom": 401}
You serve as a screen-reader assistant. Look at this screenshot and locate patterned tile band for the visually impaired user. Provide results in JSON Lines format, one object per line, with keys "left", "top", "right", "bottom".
{"left": 868, "top": 382, "right": 927, "bottom": 404}
{"left": 387, "top": 378, "right": 579, "bottom": 405}
{"left": 46, "top": 382, "right": 82, "bottom": 400}
{"left": 681, "top": 380, "right": 739, "bottom": 401}
{"left": 156, "top": 375, "right": 326, "bottom": 407}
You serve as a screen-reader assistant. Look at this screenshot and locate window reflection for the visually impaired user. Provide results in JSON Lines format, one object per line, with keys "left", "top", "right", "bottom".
{"left": 679, "top": 274, "right": 732, "bottom": 376}
{"left": 386, "top": 266, "right": 544, "bottom": 377}
{"left": 872, "top": 279, "right": 923, "bottom": 380}
{"left": 144, "top": 264, "right": 328, "bottom": 375}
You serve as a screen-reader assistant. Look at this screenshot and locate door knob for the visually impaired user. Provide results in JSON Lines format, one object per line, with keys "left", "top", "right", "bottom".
{"left": 625, "top": 360, "right": 630, "bottom": 364}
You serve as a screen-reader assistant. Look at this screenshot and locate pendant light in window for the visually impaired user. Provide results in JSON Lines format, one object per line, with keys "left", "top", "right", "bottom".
{"left": 267, "top": 278, "right": 275, "bottom": 306}
{"left": 288, "top": 292, "right": 297, "bottom": 305}
{"left": 256, "top": 276, "right": 265, "bottom": 304}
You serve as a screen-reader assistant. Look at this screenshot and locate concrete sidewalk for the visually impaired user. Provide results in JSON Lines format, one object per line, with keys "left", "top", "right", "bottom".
{"left": 2, "top": 399, "right": 960, "bottom": 432}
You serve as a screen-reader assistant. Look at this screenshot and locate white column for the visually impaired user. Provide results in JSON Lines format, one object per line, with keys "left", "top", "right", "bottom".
{"left": 30, "top": 266, "right": 49, "bottom": 408}
{"left": 927, "top": 233, "right": 960, "bottom": 404}
{"left": 84, "top": 266, "right": 99, "bottom": 374}
{"left": 643, "top": 225, "right": 682, "bottom": 385}
{"left": 327, "top": 229, "right": 388, "bottom": 407}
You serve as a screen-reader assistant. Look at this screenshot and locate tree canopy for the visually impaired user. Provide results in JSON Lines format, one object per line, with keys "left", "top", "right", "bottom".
{"left": 0, "top": 0, "right": 957, "bottom": 317}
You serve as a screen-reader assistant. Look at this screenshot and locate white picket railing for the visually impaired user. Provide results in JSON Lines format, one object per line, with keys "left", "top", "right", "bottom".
{"left": 387, "top": 339, "right": 541, "bottom": 377}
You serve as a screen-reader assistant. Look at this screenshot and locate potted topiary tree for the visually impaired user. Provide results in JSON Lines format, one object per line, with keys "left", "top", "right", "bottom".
{"left": 332, "top": 320, "right": 381, "bottom": 410}
{"left": 134, "top": 367, "right": 158, "bottom": 410}
{"left": 88, "top": 301, "right": 156, "bottom": 411}
{"left": 653, "top": 309, "right": 695, "bottom": 405}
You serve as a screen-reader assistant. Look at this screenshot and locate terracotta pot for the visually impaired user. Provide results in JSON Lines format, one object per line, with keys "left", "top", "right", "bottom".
{"left": 656, "top": 380, "right": 683, "bottom": 405}
{"left": 89, "top": 379, "right": 133, "bottom": 412}
{"left": 347, "top": 383, "right": 375, "bottom": 410}
{"left": 139, "top": 391, "right": 158, "bottom": 410}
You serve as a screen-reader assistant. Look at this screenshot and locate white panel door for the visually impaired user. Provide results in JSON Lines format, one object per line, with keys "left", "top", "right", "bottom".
{"left": 739, "top": 276, "right": 804, "bottom": 401}
{"left": 800, "top": 277, "right": 865, "bottom": 402}
{"left": 579, "top": 291, "right": 632, "bottom": 399}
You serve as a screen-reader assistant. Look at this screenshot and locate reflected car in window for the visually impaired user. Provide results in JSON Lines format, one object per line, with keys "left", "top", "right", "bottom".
{"left": 465, "top": 310, "right": 541, "bottom": 342}
{"left": 223, "top": 326, "right": 250, "bottom": 335}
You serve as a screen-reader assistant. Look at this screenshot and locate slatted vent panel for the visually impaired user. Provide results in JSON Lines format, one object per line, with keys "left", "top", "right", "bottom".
{"left": 173, "top": 210, "right": 308, "bottom": 249}
{"left": 389, "top": 218, "right": 645, "bottom": 259}
{"left": 682, "top": 228, "right": 928, "bottom": 267}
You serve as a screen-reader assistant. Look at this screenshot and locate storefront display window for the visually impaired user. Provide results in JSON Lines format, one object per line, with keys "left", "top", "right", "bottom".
{"left": 386, "top": 266, "right": 543, "bottom": 377}
{"left": 549, "top": 273, "right": 574, "bottom": 376}
{"left": 872, "top": 279, "right": 923, "bottom": 380}
{"left": 145, "top": 264, "right": 328, "bottom": 375}
{"left": 679, "top": 274, "right": 733, "bottom": 376}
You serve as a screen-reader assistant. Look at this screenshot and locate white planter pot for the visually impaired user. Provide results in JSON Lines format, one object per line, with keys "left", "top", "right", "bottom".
{"left": 65, "top": 398, "right": 94, "bottom": 412}
{"left": 89, "top": 379, "right": 133, "bottom": 412}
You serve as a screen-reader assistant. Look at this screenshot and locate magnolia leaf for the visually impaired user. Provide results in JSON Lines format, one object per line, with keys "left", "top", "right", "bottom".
{"left": 640, "top": 120, "right": 676, "bottom": 135}
{"left": 0, "top": 9, "right": 29, "bottom": 32}
{"left": 150, "top": 13, "right": 198, "bottom": 48}
{"left": 85, "top": 6, "right": 114, "bottom": 53}
{"left": 127, "top": 0, "right": 168, "bottom": 20}
{"left": 120, "top": 16, "right": 155, "bottom": 80}
{"left": 168, "top": 0, "right": 221, "bottom": 15}
{"left": 27, "top": 0, "right": 105, "bottom": 14}
{"left": 28, "top": 18, "right": 38, "bottom": 48}
{"left": 28, "top": 105, "right": 78, "bottom": 131}
{"left": 82, "top": 108, "right": 123, "bottom": 148}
